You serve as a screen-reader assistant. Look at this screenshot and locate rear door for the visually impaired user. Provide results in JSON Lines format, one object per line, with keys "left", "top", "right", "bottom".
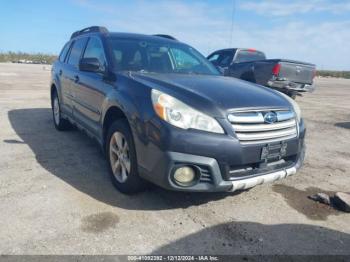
{"left": 55, "top": 41, "right": 73, "bottom": 116}
{"left": 229, "top": 49, "right": 267, "bottom": 81}
{"left": 65, "top": 37, "right": 88, "bottom": 121}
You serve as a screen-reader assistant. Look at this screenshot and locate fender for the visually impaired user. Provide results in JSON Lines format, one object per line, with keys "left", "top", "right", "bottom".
{"left": 99, "top": 75, "right": 154, "bottom": 155}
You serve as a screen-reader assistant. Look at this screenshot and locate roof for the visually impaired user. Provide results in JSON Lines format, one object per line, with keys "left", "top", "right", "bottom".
{"left": 105, "top": 32, "right": 180, "bottom": 43}
{"left": 70, "top": 27, "right": 180, "bottom": 44}
{"left": 211, "top": 48, "right": 264, "bottom": 53}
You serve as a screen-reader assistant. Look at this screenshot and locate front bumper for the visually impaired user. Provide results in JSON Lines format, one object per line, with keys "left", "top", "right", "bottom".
{"left": 138, "top": 144, "right": 304, "bottom": 192}
{"left": 135, "top": 117, "right": 306, "bottom": 192}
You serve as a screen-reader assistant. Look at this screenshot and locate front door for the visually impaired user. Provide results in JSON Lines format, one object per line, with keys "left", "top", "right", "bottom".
{"left": 73, "top": 36, "right": 111, "bottom": 136}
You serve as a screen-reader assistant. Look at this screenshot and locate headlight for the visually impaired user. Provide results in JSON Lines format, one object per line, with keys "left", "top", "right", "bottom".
{"left": 151, "top": 89, "right": 224, "bottom": 134}
{"left": 278, "top": 92, "right": 302, "bottom": 123}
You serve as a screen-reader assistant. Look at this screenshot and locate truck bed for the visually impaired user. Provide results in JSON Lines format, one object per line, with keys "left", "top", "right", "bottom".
{"left": 207, "top": 48, "right": 316, "bottom": 97}
{"left": 267, "top": 59, "right": 315, "bottom": 85}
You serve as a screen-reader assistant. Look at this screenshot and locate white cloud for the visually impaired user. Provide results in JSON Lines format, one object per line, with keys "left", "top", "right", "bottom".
{"left": 74, "top": 0, "right": 350, "bottom": 70}
{"left": 227, "top": 21, "right": 350, "bottom": 70}
{"left": 239, "top": 0, "right": 350, "bottom": 17}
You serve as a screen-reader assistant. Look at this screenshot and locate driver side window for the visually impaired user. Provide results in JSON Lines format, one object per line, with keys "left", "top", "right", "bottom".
{"left": 83, "top": 37, "right": 107, "bottom": 71}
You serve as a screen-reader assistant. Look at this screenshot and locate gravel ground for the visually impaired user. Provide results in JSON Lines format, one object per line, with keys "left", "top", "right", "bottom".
{"left": 0, "top": 63, "right": 349, "bottom": 255}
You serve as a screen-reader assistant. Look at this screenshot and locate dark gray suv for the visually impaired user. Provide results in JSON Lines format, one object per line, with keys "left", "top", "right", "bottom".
{"left": 51, "top": 26, "right": 306, "bottom": 194}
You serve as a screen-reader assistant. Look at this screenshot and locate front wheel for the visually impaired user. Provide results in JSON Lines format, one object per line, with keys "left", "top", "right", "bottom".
{"left": 106, "top": 120, "right": 147, "bottom": 194}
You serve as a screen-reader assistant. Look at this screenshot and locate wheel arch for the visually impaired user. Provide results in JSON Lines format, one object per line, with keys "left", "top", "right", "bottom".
{"left": 102, "top": 105, "right": 130, "bottom": 149}
{"left": 50, "top": 82, "right": 62, "bottom": 107}
{"left": 50, "top": 84, "right": 57, "bottom": 103}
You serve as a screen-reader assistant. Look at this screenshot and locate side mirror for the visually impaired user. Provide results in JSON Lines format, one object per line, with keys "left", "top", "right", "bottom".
{"left": 79, "top": 57, "right": 101, "bottom": 73}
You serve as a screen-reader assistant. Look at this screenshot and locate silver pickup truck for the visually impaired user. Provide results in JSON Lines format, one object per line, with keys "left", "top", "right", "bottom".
{"left": 207, "top": 48, "right": 316, "bottom": 99}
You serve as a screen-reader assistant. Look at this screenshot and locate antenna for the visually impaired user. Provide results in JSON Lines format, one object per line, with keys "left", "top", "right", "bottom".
{"left": 229, "top": 0, "right": 236, "bottom": 46}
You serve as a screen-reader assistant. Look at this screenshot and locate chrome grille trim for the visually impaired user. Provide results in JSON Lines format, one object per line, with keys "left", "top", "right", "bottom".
{"left": 232, "top": 119, "right": 296, "bottom": 132}
{"left": 239, "top": 135, "right": 297, "bottom": 145}
{"left": 277, "top": 111, "right": 295, "bottom": 122}
{"left": 228, "top": 112, "right": 264, "bottom": 123}
{"left": 228, "top": 109, "right": 298, "bottom": 145}
{"left": 236, "top": 126, "right": 297, "bottom": 141}
{"left": 229, "top": 110, "right": 295, "bottom": 124}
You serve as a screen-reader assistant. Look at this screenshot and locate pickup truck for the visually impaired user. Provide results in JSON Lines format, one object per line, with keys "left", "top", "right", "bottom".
{"left": 207, "top": 48, "right": 316, "bottom": 98}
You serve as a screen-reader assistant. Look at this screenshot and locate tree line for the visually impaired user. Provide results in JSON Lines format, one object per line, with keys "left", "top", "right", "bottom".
{"left": 316, "top": 70, "right": 350, "bottom": 79}
{"left": 0, "top": 51, "right": 57, "bottom": 64}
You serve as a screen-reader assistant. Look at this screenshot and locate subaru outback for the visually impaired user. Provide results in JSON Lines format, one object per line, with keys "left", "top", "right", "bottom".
{"left": 51, "top": 26, "right": 305, "bottom": 194}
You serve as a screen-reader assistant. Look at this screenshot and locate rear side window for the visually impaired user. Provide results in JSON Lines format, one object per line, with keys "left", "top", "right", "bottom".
{"left": 67, "top": 38, "right": 87, "bottom": 67}
{"left": 83, "top": 37, "right": 107, "bottom": 69}
{"left": 235, "top": 50, "right": 266, "bottom": 63}
{"left": 208, "top": 53, "right": 220, "bottom": 63}
{"left": 217, "top": 51, "right": 234, "bottom": 67}
{"left": 59, "top": 42, "right": 71, "bottom": 62}
{"left": 208, "top": 51, "right": 234, "bottom": 67}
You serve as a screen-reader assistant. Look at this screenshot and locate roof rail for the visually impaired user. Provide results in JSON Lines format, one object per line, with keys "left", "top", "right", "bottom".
{"left": 70, "top": 26, "right": 109, "bottom": 39}
{"left": 152, "top": 34, "right": 177, "bottom": 41}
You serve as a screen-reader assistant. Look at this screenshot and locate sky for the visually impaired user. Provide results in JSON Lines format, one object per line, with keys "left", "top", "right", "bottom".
{"left": 0, "top": 0, "right": 349, "bottom": 70}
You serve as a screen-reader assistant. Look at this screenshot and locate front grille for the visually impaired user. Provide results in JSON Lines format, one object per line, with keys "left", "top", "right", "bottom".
{"left": 228, "top": 109, "right": 298, "bottom": 145}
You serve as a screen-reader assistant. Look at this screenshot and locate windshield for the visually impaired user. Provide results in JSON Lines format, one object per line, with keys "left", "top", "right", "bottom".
{"left": 108, "top": 38, "right": 220, "bottom": 75}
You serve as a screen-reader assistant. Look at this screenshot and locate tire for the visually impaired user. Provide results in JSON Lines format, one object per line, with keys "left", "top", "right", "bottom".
{"left": 106, "top": 119, "right": 147, "bottom": 194}
{"left": 52, "top": 90, "right": 71, "bottom": 131}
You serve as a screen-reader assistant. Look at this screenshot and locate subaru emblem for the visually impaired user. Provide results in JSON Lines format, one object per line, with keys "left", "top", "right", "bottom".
{"left": 264, "top": 112, "right": 278, "bottom": 124}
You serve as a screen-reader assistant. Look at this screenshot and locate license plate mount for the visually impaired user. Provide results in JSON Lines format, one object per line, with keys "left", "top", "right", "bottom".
{"left": 260, "top": 142, "right": 288, "bottom": 162}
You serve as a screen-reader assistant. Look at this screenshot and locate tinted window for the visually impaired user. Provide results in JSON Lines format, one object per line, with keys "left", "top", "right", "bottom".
{"left": 83, "top": 37, "right": 106, "bottom": 69}
{"left": 208, "top": 53, "right": 219, "bottom": 63}
{"left": 108, "top": 39, "right": 219, "bottom": 75}
{"left": 208, "top": 51, "right": 234, "bottom": 67}
{"left": 217, "top": 51, "right": 233, "bottom": 67}
{"left": 59, "top": 42, "right": 71, "bottom": 62}
{"left": 235, "top": 50, "right": 266, "bottom": 63}
{"left": 67, "top": 38, "right": 87, "bottom": 67}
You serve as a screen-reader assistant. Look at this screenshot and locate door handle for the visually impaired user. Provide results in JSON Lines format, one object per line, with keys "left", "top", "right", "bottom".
{"left": 74, "top": 75, "right": 79, "bottom": 83}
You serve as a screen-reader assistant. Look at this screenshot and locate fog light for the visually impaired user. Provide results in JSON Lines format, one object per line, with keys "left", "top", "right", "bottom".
{"left": 173, "top": 166, "right": 196, "bottom": 185}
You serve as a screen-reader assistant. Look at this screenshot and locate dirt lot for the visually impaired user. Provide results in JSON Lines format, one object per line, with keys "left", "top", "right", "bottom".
{"left": 0, "top": 63, "right": 349, "bottom": 255}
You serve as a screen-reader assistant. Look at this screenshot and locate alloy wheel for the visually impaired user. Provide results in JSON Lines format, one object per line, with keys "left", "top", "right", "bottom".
{"left": 109, "top": 131, "right": 131, "bottom": 183}
{"left": 53, "top": 96, "right": 60, "bottom": 125}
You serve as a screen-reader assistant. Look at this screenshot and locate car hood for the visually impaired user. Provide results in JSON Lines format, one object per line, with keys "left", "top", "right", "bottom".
{"left": 129, "top": 72, "right": 291, "bottom": 118}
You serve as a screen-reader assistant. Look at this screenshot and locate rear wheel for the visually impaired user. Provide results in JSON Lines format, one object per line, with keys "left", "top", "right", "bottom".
{"left": 106, "top": 120, "right": 146, "bottom": 194}
{"left": 52, "top": 90, "right": 71, "bottom": 131}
